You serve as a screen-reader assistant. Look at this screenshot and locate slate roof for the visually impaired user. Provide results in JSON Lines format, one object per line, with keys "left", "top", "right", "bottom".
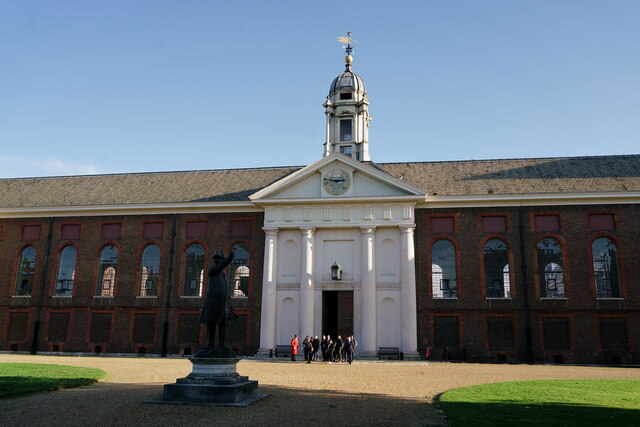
{"left": 1, "top": 155, "right": 639, "bottom": 209}
{"left": 0, "top": 167, "right": 300, "bottom": 208}
{"left": 380, "top": 155, "right": 640, "bottom": 196}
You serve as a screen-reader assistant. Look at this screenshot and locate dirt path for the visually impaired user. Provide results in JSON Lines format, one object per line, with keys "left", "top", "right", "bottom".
{"left": 1, "top": 354, "right": 638, "bottom": 426}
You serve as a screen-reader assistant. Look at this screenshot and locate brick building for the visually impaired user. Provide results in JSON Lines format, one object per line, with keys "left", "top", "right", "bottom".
{"left": 1, "top": 46, "right": 638, "bottom": 364}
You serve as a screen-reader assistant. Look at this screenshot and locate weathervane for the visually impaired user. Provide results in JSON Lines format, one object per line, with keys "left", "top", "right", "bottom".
{"left": 337, "top": 31, "right": 355, "bottom": 70}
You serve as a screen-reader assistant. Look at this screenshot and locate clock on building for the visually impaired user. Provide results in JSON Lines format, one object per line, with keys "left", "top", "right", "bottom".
{"left": 323, "top": 167, "right": 351, "bottom": 195}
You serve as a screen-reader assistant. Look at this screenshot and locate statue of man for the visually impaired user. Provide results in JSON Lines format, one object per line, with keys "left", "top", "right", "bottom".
{"left": 197, "top": 250, "right": 234, "bottom": 357}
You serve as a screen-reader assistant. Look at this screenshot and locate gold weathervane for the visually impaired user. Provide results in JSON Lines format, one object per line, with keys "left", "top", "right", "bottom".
{"left": 336, "top": 32, "right": 355, "bottom": 70}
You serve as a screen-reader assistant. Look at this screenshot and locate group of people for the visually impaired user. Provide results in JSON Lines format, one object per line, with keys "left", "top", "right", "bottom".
{"left": 290, "top": 334, "right": 358, "bottom": 364}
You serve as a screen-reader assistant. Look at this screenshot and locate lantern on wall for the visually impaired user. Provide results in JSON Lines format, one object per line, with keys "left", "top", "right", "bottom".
{"left": 331, "top": 261, "right": 342, "bottom": 281}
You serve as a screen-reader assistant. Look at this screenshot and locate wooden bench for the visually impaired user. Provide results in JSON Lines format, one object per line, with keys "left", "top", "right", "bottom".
{"left": 275, "top": 345, "right": 291, "bottom": 357}
{"left": 378, "top": 347, "right": 401, "bottom": 360}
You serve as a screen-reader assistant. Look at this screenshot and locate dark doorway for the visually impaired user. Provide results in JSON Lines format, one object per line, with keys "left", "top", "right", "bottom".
{"left": 322, "top": 291, "right": 353, "bottom": 339}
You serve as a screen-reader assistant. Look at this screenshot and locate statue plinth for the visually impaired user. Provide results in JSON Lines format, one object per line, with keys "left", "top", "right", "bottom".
{"left": 152, "top": 356, "right": 268, "bottom": 406}
{"left": 188, "top": 357, "right": 240, "bottom": 379}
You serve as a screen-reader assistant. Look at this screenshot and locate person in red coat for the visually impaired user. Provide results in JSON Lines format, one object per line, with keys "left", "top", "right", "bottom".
{"left": 290, "top": 335, "right": 298, "bottom": 362}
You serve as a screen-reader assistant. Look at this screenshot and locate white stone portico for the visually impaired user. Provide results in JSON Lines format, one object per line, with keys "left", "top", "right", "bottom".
{"left": 251, "top": 153, "right": 425, "bottom": 359}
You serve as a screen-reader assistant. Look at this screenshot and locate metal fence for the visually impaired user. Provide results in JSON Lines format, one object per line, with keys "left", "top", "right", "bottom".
{"left": 593, "top": 351, "right": 640, "bottom": 366}
{"left": 425, "top": 348, "right": 640, "bottom": 366}
{"left": 425, "top": 347, "right": 466, "bottom": 362}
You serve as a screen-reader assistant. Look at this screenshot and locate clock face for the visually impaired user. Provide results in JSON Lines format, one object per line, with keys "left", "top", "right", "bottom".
{"left": 323, "top": 167, "right": 351, "bottom": 196}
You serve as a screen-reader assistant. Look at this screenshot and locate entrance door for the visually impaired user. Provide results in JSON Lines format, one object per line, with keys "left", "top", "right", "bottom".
{"left": 322, "top": 291, "right": 353, "bottom": 339}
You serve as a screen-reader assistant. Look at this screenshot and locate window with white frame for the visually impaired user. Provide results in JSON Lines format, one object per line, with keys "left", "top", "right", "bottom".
{"left": 96, "top": 245, "right": 118, "bottom": 296}
{"left": 15, "top": 246, "right": 37, "bottom": 296}
{"left": 339, "top": 119, "right": 352, "bottom": 141}
{"left": 140, "top": 244, "right": 160, "bottom": 297}
{"left": 229, "top": 242, "right": 250, "bottom": 298}
{"left": 431, "top": 239, "right": 457, "bottom": 298}
{"left": 55, "top": 245, "right": 77, "bottom": 296}
{"left": 536, "top": 237, "right": 565, "bottom": 298}
{"left": 183, "top": 243, "right": 204, "bottom": 297}
{"left": 592, "top": 237, "right": 621, "bottom": 298}
{"left": 483, "top": 238, "right": 511, "bottom": 298}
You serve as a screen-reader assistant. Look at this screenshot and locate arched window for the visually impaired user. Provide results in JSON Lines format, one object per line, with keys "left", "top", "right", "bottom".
{"left": 431, "top": 239, "right": 457, "bottom": 298}
{"left": 55, "top": 245, "right": 77, "bottom": 296}
{"left": 15, "top": 246, "right": 37, "bottom": 296}
{"left": 229, "top": 242, "right": 250, "bottom": 298}
{"left": 139, "top": 244, "right": 160, "bottom": 297}
{"left": 183, "top": 243, "right": 204, "bottom": 296}
{"left": 592, "top": 237, "right": 621, "bottom": 298}
{"left": 96, "top": 245, "right": 118, "bottom": 296}
{"left": 536, "top": 237, "right": 565, "bottom": 298}
{"left": 483, "top": 238, "right": 511, "bottom": 298}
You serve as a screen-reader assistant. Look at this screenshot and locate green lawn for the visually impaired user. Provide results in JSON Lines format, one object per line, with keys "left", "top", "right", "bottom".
{"left": 0, "top": 363, "right": 107, "bottom": 398}
{"left": 439, "top": 379, "right": 640, "bottom": 427}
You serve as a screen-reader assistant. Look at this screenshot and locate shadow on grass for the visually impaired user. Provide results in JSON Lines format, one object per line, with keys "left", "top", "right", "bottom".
{"left": 440, "top": 400, "right": 640, "bottom": 427}
{"left": 0, "top": 376, "right": 100, "bottom": 399}
{"left": 0, "top": 381, "right": 444, "bottom": 427}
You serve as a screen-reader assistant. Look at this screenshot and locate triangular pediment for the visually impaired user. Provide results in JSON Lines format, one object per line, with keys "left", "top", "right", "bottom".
{"left": 250, "top": 153, "right": 426, "bottom": 204}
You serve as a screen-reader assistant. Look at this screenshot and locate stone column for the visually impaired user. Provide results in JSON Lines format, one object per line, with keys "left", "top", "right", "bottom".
{"left": 400, "top": 224, "right": 420, "bottom": 359}
{"left": 360, "top": 226, "right": 377, "bottom": 358}
{"left": 313, "top": 288, "right": 323, "bottom": 337}
{"left": 299, "top": 227, "right": 315, "bottom": 338}
{"left": 324, "top": 111, "right": 332, "bottom": 156}
{"left": 258, "top": 228, "right": 278, "bottom": 356}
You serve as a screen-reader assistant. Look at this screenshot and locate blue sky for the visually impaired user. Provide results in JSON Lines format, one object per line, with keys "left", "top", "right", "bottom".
{"left": 1, "top": 0, "right": 639, "bottom": 178}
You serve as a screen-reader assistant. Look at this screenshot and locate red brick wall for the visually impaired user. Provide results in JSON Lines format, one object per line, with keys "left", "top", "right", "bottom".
{"left": 0, "top": 212, "right": 265, "bottom": 355}
{"left": 415, "top": 204, "right": 640, "bottom": 363}
{"left": 1, "top": 202, "right": 638, "bottom": 363}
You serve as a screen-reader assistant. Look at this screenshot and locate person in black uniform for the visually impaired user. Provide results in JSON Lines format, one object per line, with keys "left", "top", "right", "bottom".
{"left": 321, "top": 335, "right": 329, "bottom": 362}
{"left": 344, "top": 336, "right": 354, "bottom": 364}
{"left": 334, "top": 335, "right": 343, "bottom": 362}
{"left": 196, "top": 250, "right": 234, "bottom": 358}
{"left": 303, "top": 336, "right": 313, "bottom": 363}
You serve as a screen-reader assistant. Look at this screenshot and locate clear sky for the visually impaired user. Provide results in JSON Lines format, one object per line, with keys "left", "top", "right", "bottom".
{"left": 1, "top": 0, "right": 639, "bottom": 178}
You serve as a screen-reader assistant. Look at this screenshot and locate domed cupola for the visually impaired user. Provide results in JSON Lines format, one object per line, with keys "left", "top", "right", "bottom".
{"left": 329, "top": 70, "right": 366, "bottom": 95}
{"left": 323, "top": 32, "right": 371, "bottom": 162}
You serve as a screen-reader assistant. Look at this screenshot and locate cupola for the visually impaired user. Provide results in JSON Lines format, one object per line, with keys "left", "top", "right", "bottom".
{"left": 323, "top": 33, "right": 371, "bottom": 162}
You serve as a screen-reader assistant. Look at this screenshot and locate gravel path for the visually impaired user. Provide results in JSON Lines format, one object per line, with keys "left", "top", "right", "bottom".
{"left": 1, "top": 354, "right": 638, "bottom": 426}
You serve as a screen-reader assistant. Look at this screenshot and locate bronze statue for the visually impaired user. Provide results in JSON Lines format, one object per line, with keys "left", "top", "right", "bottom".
{"left": 196, "top": 250, "right": 235, "bottom": 358}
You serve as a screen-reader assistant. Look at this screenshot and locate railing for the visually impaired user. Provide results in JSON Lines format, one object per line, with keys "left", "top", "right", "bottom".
{"left": 426, "top": 349, "right": 639, "bottom": 365}
{"left": 599, "top": 351, "right": 640, "bottom": 366}
{"left": 54, "top": 280, "right": 73, "bottom": 296}
{"left": 425, "top": 347, "right": 466, "bottom": 362}
{"left": 538, "top": 351, "right": 640, "bottom": 366}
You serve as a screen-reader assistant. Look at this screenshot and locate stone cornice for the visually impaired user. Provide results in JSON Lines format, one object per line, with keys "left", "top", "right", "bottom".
{"left": 2, "top": 191, "right": 638, "bottom": 219}
{"left": 420, "top": 192, "right": 640, "bottom": 209}
{"left": 253, "top": 195, "right": 424, "bottom": 206}
{"left": 0, "top": 201, "right": 260, "bottom": 219}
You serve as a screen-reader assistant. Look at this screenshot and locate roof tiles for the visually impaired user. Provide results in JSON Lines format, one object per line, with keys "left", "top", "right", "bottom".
{"left": 1, "top": 155, "right": 638, "bottom": 209}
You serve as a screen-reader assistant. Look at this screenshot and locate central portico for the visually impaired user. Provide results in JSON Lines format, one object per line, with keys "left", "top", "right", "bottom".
{"left": 251, "top": 40, "right": 424, "bottom": 359}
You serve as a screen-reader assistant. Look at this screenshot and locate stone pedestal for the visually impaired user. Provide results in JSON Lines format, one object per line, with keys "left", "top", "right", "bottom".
{"left": 156, "top": 357, "right": 268, "bottom": 406}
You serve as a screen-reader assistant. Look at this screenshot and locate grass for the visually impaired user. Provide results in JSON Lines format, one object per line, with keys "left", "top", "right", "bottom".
{"left": 439, "top": 379, "right": 640, "bottom": 427}
{"left": 0, "top": 363, "right": 107, "bottom": 398}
